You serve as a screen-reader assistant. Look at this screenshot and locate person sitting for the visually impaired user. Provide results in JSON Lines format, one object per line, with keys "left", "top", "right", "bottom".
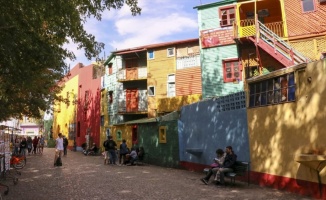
{"left": 217, "top": 146, "right": 237, "bottom": 187}
{"left": 137, "top": 146, "right": 145, "bottom": 162}
{"left": 84, "top": 143, "right": 98, "bottom": 156}
{"left": 200, "top": 148, "right": 225, "bottom": 185}
{"left": 124, "top": 147, "right": 138, "bottom": 165}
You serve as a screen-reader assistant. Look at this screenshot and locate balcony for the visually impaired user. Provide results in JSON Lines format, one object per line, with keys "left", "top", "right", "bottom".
{"left": 117, "top": 67, "right": 147, "bottom": 82}
{"left": 176, "top": 54, "right": 200, "bottom": 70}
{"left": 234, "top": 19, "right": 285, "bottom": 39}
{"left": 117, "top": 89, "right": 148, "bottom": 114}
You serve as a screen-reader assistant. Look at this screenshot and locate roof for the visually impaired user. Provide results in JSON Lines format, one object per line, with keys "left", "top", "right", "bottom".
{"left": 193, "top": 0, "right": 236, "bottom": 9}
{"left": 112, "top": 38, "right": 199, "bottom": 55}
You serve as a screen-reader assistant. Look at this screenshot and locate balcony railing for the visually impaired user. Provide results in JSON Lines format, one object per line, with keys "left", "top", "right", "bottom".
{"left": 176, "top": 54, "right": 200, "bottom": 70}
{"left": 117, "top": 67, "right": 147, "bottom": 81}
{"left": 234, "top": 19, "right": 285, "bottom": 38}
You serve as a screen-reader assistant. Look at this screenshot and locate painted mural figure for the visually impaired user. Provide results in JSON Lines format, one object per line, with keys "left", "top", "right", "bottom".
{"left": 200, "top": 148, "right": 225, "bottom": 185}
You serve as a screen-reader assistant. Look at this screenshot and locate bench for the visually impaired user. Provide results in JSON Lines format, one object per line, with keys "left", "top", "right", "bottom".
{"left": 203, "top": 161, "right": 250, "bottom": 186}
{"left": 225, "top": 161, "right": 250, "bottom": 185}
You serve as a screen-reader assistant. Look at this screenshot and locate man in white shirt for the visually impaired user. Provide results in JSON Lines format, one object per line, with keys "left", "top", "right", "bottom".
{"left": 54, "top": 133, "right": 64, "bottom": 166}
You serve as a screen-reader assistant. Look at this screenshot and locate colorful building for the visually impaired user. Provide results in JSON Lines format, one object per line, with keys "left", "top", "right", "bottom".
{"left": 53, "top": 63, "right": 102, "bottom": 150}
{"left": 103, "top": 39, "right": 202, "bottom": 149}
{"left": 195, "top": 0, "right": 244, "bottom": 99}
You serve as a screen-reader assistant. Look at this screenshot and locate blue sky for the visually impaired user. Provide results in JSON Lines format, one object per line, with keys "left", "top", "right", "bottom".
{"left": 66, "top": 0, "right": 217, "bottom": 68}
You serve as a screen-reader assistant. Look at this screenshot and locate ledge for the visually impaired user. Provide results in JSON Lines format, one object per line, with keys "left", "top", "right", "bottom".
{"left": 186, "top": 148, "right": 203, "bottom": 154}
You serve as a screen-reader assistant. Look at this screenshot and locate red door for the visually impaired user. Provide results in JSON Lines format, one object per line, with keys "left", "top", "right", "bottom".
{"left": 126, "top": 89, "right": 138, "bottom": 112}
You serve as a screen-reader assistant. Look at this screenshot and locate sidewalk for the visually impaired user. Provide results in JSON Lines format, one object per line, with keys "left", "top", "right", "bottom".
{"left": 1, "top": 148, "right": 314, "bottom": 200}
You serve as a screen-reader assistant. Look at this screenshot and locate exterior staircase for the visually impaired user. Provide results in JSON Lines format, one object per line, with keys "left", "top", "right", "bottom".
{"left": 249, "top": 20, "right": 311, "bottom": 67}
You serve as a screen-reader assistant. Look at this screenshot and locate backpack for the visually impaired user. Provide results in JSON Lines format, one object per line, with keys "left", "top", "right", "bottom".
{"left": 103, "top": 140, "right": 109, "bottom": 148}
{"left": 108, "top": 140, "right": 115, "bottom": 149}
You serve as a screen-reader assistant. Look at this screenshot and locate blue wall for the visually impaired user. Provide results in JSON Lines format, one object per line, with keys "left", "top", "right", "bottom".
{"left": 178, "top": 96, "right": 250, "bottom": 165}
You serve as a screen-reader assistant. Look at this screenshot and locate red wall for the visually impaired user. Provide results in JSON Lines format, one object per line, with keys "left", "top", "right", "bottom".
{"left": 74, "top": 63, "right": 101, "bottom": 148}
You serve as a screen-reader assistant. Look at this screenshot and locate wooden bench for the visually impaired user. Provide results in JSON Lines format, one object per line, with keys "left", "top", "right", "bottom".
{"left": 203, "top": 161, "right": 250, "bottom": 185}
{"left": 225, "top": 161, "right": 250, "bottom": 185}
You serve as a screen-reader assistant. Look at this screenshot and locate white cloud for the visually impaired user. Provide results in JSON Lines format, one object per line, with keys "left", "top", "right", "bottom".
{"left": 67, "top": 0, "right": 200, "bottom": 67}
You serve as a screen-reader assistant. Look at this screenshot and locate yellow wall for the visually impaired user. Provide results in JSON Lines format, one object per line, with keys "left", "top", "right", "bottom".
{"left": 157, "top": 94, "right": 202, "bottom": 113}
{"left": 110, "top": 125, "right": 133, "bottom": 149}
{"left": 53, "top": 75, "right": 79, "bottom": 145}
{"left": 247, "top": 59, "right": 326, "bottom": 184}
{"left": 147, "top": 47, "right": 176, "bottom": 117}
{"left": 290, "top": 36, "right": 326, "bottom": 61}
{"left": 100, "top": 89, "right": 109, "bottom": 151}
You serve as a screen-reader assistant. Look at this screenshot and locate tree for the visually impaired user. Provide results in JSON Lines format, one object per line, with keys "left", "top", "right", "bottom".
{"left": 0, "top": 0, "right": 141, "bottom": 121}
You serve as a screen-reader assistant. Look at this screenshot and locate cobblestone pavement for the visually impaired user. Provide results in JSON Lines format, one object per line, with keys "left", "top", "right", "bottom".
{"left": 0, "top": 148, "right": 314, "bottom": 200}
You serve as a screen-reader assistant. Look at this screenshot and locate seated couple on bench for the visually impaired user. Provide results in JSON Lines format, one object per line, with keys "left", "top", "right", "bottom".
{"left": 123, "top": 146, "right": 145, "bottom": 165}
{"left": 201, "top": 146, "right": 237, "bottom": 187}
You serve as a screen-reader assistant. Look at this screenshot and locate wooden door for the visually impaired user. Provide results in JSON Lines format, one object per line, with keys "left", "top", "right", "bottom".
{"left": 126, "top": 89, "right": 138, "bottom": 112}
{"left": 126, "top": 59, "right": 138, "bottom": 80}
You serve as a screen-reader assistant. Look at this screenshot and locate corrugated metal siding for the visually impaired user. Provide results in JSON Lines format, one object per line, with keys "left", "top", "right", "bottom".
{"left": 284, "top": 0, "right": 326, "bottom": 38}
{"left": 201, "top": 44, "right": 243, "bottom": 98}
{"left": 176, "top": 67, "right": 202, "bottom": 96}
{"left": 138, "top": 89, "right": 147, "bottom": 111}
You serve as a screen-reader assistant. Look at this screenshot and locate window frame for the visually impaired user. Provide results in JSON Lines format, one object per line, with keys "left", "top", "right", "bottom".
{"left": 219, "top": 5, "right": 236, "bottom": 27}
{"left": 167, "top": 74, "right": 176, "bottom": 97}
{"left": 167, "top": 48, "right": 175, "bottom": 57}
{"left": 222, "top": 58, "right": 242, "bottom": 83}
{"left": 248, "top": 72, "right": 296, "bottom": 108}
{"left": 108, "top": 63, "right": 113, "bottom": 75}
{"left": 159, "top": 126, "right": 167, "bottom": 143}
{"left": 148, "top": 50, "right": 155, "bottom": 60}
{"left": 301, "top": 0, "right": 316, "bottom": 13}
{"left": 148, "top": 86, "right": 155, "bottom": 96}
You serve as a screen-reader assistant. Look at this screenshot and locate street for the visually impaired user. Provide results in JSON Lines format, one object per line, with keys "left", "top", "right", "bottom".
{"left": 1, "top": 148, "right": 313, "bottom": 200}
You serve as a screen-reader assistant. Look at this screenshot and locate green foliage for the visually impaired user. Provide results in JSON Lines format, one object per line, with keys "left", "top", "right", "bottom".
{"left": 0, "top": 0, "right": 141, "bottom": 121}
{"left": 47, "top": 138, "right": 56, "bottom": 148}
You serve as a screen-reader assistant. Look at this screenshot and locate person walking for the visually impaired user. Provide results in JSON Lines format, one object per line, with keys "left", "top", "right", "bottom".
{"left": 103, "top": 137, "right": 110, "bottom": 165}
{"left": 27, "top": 136, "right": 33, "bottom": 155}
{"left": 39, "top": 135, "right": 45, "bottom": 154}
{"left": 63, "top": 136, "right": 68, "bottom": 156}
{"left": 19, "top": 137, "right": 27, "bottom": 156}
{"left": 107, "top": 136, "right": 117, "bottom": 165}
{"left": 54, "top": 133, "right": 64, "bottom": 167}
{"left": 32, "top": 136, "right": 39, "bottom": 154}
{"left": 13, "top": 136, "right": 20, "bottom": 155}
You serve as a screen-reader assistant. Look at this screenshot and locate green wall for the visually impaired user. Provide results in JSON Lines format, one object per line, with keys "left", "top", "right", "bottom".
{"left": 137, "top": 121, "right": 180, "bottom": 168}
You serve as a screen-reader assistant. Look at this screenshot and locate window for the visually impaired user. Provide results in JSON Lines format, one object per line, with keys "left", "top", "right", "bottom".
{"left": 167, "top": 74, "right": 175, "bottom": 97}
{"left": 167, "top": 48, "right": 175, "bottom": 57}
{"left": 301, "top": 0, "right": 315, "bottom": 12}
{"left": 223, "top": 59, "right": 242, "bottom": 83}
{"left": 108, "top": 63, "right": 113, "bottom": 75}
{"left": 100, "top": 115, "right": 104, "bottom": 126}
{"left": 108, "top": 91, "right": 113, "bottom": 103}
{"left": 148, "top": 50, "right": 155, "bottom": 59}
{"left": 219, "top": 6, "right": 235, "bottom": 27}
{"left": 148, "top": 86, "right": 155, "bottom": 96}
{"left": 116, "top": 130, "right": 122, "bottom": 141}
{"left": 249, "top": 72, "right": 295, "bottom": 108}
{"left": 159, "top": 126, "right": 167, "bottom": 143}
